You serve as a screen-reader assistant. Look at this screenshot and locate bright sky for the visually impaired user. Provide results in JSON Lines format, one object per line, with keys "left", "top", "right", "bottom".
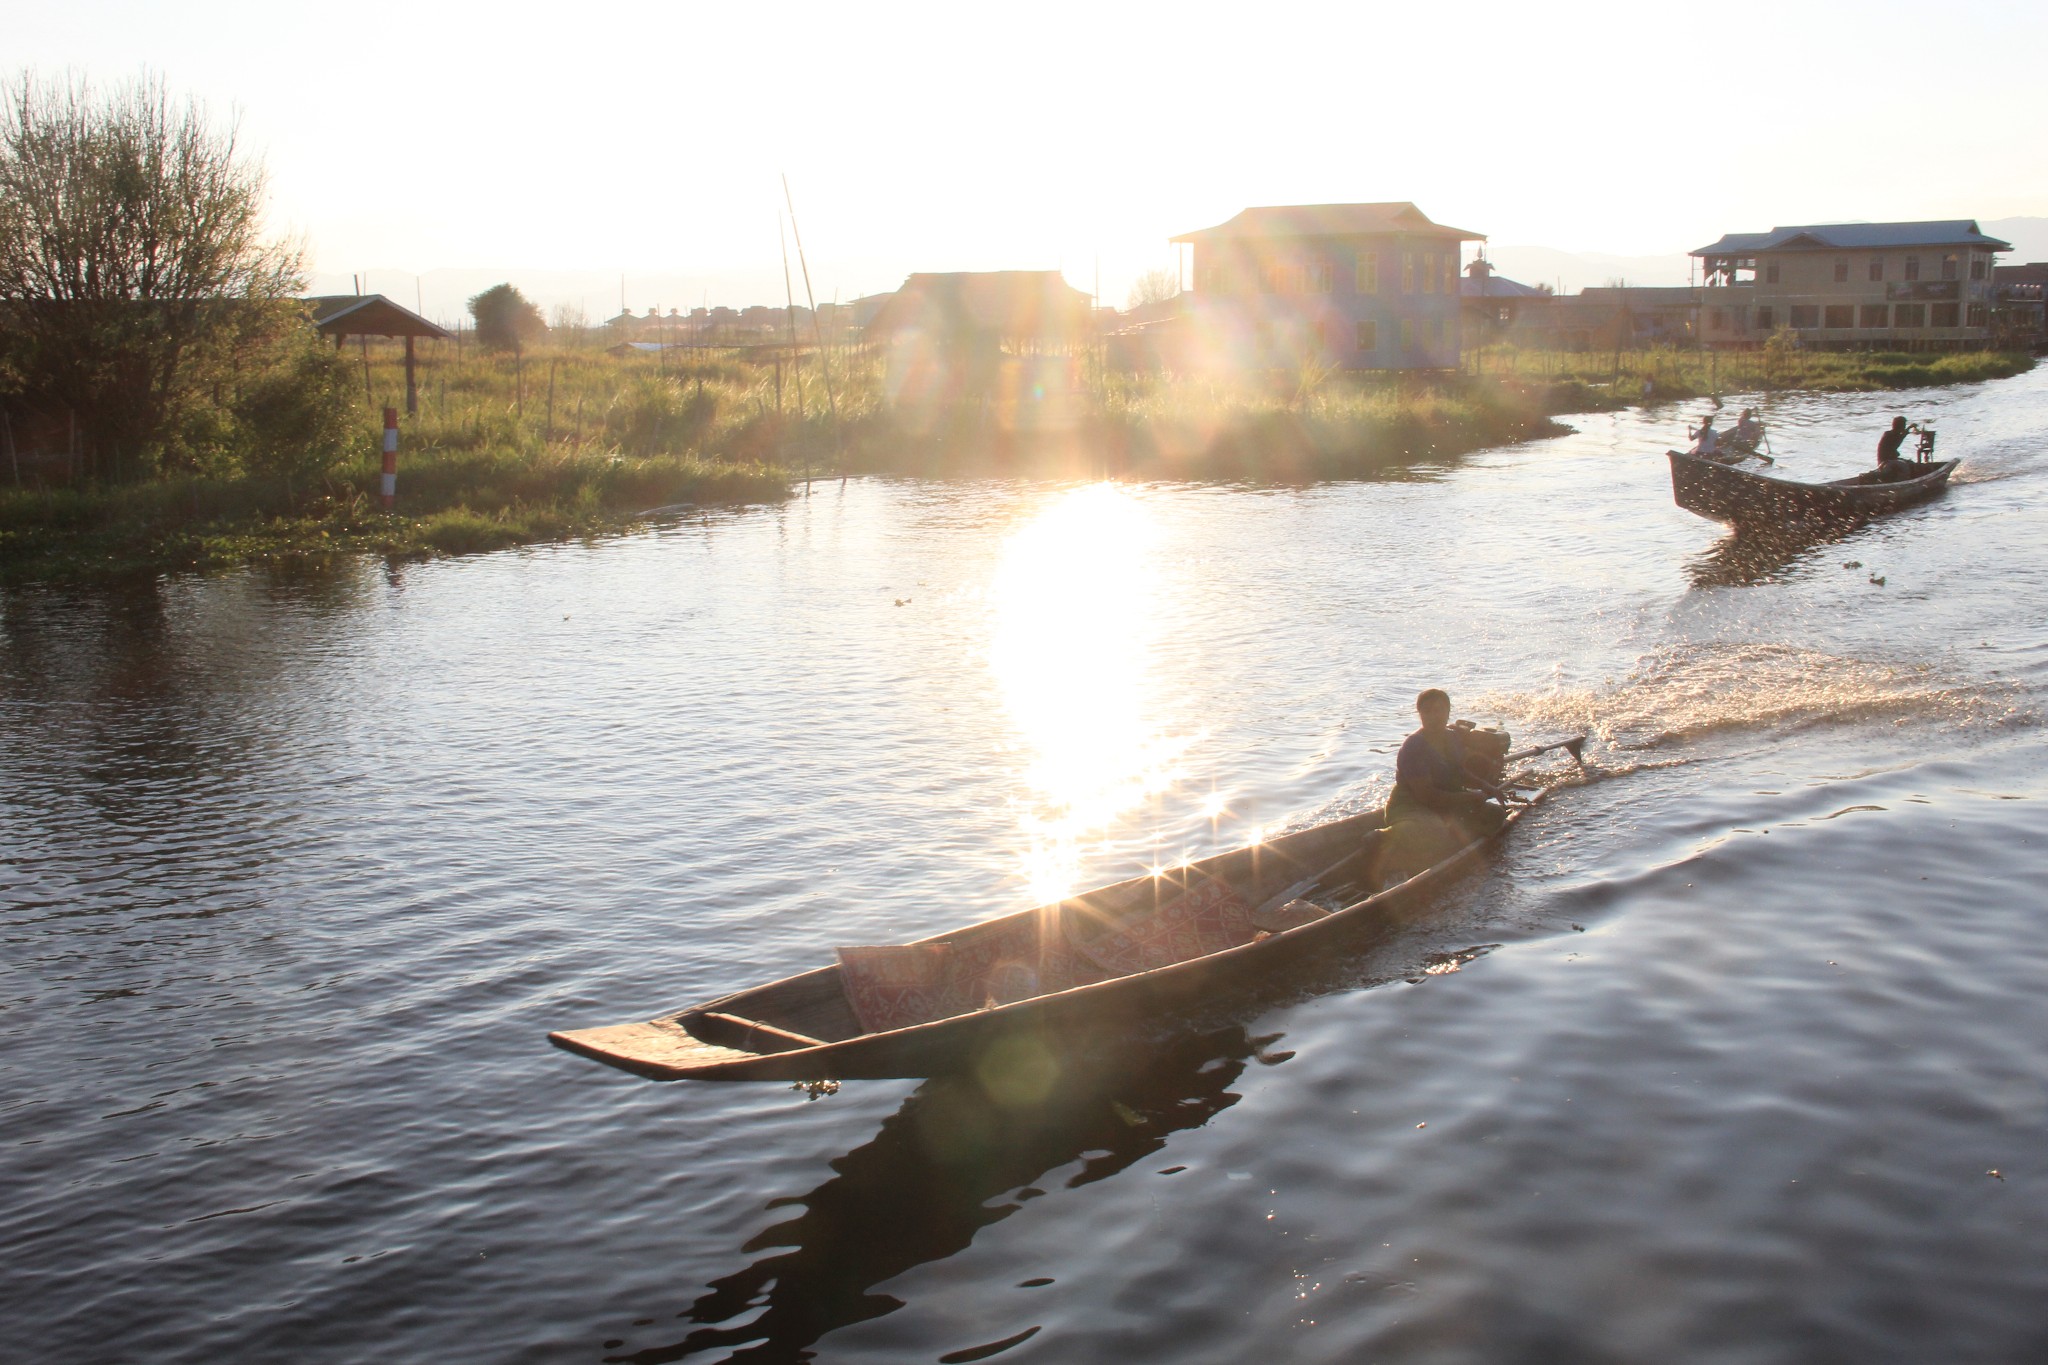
{"left": 15, "top": 0, "right": 2048, "bottom": 320}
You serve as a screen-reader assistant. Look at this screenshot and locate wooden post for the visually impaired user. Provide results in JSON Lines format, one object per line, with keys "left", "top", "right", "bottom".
{"left": 381, "top": 407, "right": 399, "bottom": 509}
{"left": 404, "top": 335, "right": 418, "bottom": 416}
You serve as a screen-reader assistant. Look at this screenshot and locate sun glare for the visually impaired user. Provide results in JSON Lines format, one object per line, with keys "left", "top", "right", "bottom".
{"left": 992, "top": 484, "right": 1195, "bottom": 901}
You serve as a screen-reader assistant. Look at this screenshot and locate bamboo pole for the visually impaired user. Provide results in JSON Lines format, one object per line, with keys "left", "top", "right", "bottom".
{"left": 779, "top": 211, "right": 810, "bottom": 491}
{"left": 783, "top": 175, "right": 842, "bottom": 482}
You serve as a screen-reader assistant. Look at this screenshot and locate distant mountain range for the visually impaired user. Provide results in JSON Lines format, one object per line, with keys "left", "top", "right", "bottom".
{"left": 1482, "top": 218, "right": 2048, "bottom": 296}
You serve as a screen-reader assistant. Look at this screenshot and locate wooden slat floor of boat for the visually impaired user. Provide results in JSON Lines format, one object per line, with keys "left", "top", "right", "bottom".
{"left": 549, "top": 1019, "right": 759, "bottom": 1076}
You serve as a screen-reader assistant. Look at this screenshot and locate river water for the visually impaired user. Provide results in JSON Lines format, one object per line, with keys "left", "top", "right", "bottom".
{"left": 3, "top": 370, "right": 2045, "bottom": 1363}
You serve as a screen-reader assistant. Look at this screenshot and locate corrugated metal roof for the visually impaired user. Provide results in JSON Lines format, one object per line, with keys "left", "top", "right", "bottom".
{"left": 304, "top": 294, "right": 452, "bottom": 339}
{"left": 1461, "top": 274, "right": 1547, "bottom": 299}
{"left": 1691, "top": 220, "right": 2011, "bottom": 256}
{"left": 1172, "top": 202, "right": 1483, "bottom": 244}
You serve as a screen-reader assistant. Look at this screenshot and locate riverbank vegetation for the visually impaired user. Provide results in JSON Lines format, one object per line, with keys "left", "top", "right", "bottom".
{"left": 5, "top": 333, "right": 2036, "bottom": 584}
{"left": 1466, "top": 339, "right": 2035, "bottom": 408}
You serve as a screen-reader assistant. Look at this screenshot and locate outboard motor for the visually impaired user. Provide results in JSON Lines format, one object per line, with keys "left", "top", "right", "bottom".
{"left": 1452, "top": 720, "right": 1511, "bottom": 786}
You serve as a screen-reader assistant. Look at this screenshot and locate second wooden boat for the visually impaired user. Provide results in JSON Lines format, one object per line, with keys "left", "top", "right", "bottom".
{"left": 1668, "top": 447, "right": 1958, "bottom": 527}
{"left": 550, "top": 739, "right": 1580, "bottom": 1082}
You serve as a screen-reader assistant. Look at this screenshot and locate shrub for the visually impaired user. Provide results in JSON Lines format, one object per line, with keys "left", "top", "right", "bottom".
{"left": 468, "top": 284, "right": 546, "bottom": 353}
{"left": 235, "top": 331, "right": 363, "bottom": 486}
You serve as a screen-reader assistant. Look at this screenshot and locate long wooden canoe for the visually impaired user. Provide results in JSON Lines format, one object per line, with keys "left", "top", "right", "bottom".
{"left": 550, "top": 760, "right": 1572, "bottom": 1082}
{"left": 1668, "top": 447, "right": 1958, "bottom": 527}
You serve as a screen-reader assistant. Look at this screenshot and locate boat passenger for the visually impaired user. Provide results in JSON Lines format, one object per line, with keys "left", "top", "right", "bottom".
{"left": 1875, "top": 416, "right": 1915, "bottom": 480}
{"left": 1733, "top": 409, "right": 1763, "bottom": 448}
{"left": 1688, "top": 414, "right": 1721, "bottom": 459}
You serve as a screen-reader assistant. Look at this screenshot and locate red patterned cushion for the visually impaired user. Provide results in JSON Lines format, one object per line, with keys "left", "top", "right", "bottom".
{"left": 1068, "top": 877, "right": 1254, "bottom": 977}
{"left": 836, "top": 944, "right": 950, "bottom": 1033}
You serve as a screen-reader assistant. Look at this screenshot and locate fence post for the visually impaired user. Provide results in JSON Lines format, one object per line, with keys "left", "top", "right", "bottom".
{"left": 381, "top": 407, "right": 399, "bottom": 509}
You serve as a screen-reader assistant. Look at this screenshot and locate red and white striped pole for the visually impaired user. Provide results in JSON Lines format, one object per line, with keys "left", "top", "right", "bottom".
{"left": 380, "top": 407, "right": 398, "bottom": 510}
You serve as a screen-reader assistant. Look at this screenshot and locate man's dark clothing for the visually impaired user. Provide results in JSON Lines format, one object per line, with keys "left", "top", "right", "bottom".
{"left": 1388, "top": 727, "right": 1497, "bottom": 829}
{"left": 1876, "top": 426, "right": 1908, "bottom": 465}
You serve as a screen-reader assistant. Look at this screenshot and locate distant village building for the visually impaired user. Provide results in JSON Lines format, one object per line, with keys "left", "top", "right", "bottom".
{"left": 1459, "top": 257, "right": 1549, "bottom": 341}
{"left": 604, "top": 306, "right": 688, "bottom": 340}
{"left": 1991, "top": 262, "right": 2047, "bottom": 347}
{"left": 863, "top": 271, "right": 1092, "bottom": 424}
{"left": 1691, "top": 221, "right": 2009, "bottom": 349}
{"left": 1169, "top": 202, "right": 1483, "bottom": 370}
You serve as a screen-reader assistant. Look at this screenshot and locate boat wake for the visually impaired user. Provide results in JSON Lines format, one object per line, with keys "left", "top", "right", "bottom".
{"left": 1476, "top": 642, "right": 2030, "bottom": 763}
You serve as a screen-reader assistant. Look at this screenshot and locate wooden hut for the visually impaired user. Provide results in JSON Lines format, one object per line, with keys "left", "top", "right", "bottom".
{"left": 305, "top": 295, "right": 452, "bottom": 415}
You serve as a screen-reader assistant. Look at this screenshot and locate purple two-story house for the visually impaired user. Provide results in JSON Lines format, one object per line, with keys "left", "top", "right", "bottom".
{"left": 1170, "top": 202, "right": 1484, "bottom": 371}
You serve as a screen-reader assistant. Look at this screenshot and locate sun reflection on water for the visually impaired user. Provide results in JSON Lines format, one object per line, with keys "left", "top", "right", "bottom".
{"left": 991, "top": 484, "right": 1200, "bottom": 902}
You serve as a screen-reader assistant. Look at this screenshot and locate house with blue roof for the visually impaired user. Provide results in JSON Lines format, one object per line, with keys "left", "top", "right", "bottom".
{"left": 1691, "top": 220, "right": 2009, "bottom": 349}
{"left": 1169, "top": 203, "right": 1483, "bottom": 370}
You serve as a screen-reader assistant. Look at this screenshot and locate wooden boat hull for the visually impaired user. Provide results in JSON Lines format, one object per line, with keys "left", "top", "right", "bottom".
{"left": 551, "top": 788, "right": 1554, "bottom": 1082}
{"left": 1667, "top": 448, "right": 1957, "bottom": 526}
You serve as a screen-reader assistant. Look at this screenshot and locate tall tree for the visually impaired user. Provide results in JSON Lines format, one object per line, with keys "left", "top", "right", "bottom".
{"left": 1126, "top": 268, "right": 1182, "bottom": 310}
{"left": 468, "top": 283, "right": 546, "bottom": 352}
{"left": 0, "top": 72, "right": 303, "bottom": 479}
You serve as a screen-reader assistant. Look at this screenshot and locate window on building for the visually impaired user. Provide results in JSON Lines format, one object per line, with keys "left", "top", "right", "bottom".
{"left": 1709, "top": 307, "right": 1727, "bottom": 331}
{"left": 1967, "top": 303, "right": 1988, "bottom": 327}
{"left": 1755, "top": 306, "right": 1774, "bottom": 331}
{"left": 1765, "top": 261, "right": 1780, "bottom": 284}
{"left": 1834, "top": 259, "right": 1849, "bottom": 283}
{"left": 1356, "top": 253, "right": 1379, "bottom": 294}
{"left": 1931, "top": 302, "right": 1960, "bottom": 327}
{"left": 1402, "top": 254, "right": 1415, "bottom": 294}
{"left": 1310, "top": 262, "right": 1333, "bottom": 294}
{"left": 1869, "top": 258, "right": 1884, "bottom": 282}
{"left": 1904, "top": 256, "right": 1920, "bottom": 281}
{"left": 1789, "top": 304, "right": 1820, "bottom": 328}
{"left": 1970, "top": 255, "right": 1988, "bottom": 281}
{"left": 1895, "top": 302, "right": 1926, "bottom": 327}
{"left": 1496, "top": 305, "right": 1511, "bottom": 324}
{"left": 1940, "top": 253, "right": 1958, "bottom": 281}
{"left": 1824, "top": 304, "right": 1854, "bottom": 328}
{"left": 1860, "top": 304, "right": 1889, "bottom": 328}
{"left": 1356, "top": 319, "right": 1378, "bottom": 351}
{"left": 1265, "top": 263, "right": 1295, "bottom": 294}
{"left": 1423, "top": 256, "right": 1437, "bottom": 293}
{"left": 1400, "top": 318, "right": 1414, "bottom": 349}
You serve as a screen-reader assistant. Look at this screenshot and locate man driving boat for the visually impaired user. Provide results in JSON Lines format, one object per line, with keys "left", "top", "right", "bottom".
{"left": 1875, "top": 415, "right": 1915, "bottom": 480}
{"left": 1374, "top": 689, "right": 1510, "bottom": 891}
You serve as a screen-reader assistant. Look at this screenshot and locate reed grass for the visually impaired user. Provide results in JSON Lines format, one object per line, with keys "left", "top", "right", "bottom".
{"left": 1464, "top": 343, "right": 2034, "bottom": 406}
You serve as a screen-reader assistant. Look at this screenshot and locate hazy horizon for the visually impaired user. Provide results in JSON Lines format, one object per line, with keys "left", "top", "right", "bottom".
{"left": 16, "top": 0, "right": 2048, "bottom": 321}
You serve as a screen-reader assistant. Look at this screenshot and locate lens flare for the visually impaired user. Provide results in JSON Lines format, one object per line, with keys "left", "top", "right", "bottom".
{"left": 992, "top": 484, "right": 1195, "bottom": 900}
